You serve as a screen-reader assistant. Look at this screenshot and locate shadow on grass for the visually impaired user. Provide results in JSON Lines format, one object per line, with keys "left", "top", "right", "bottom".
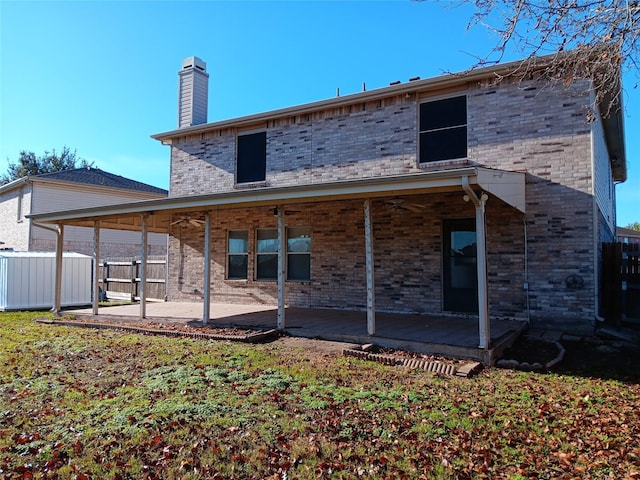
{"left": 551, "top": 339, "right": 640, "bottom": 383}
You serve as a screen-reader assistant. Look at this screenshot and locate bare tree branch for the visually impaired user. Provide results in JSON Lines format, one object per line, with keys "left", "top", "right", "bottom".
{"left": 432, "top": 0, "right": 640, "bottom": 117}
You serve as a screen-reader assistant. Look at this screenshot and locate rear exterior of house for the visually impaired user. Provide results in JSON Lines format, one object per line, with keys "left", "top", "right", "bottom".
{"left": 0, "top": 168, "right": 169, "bottom": 258}
{"left": 154, "top": 56, "right": 623, "bottom": 334}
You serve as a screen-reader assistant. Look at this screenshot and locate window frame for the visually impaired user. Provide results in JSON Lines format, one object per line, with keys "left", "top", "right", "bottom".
{"left": 286, "top": 226, "right": 311, "bottom": 281}
{"left": 226, "top": 229, "right": 249, "bottom": 280}
{"left": 418, "top": 94, "right": 468, "bottom": 164}
{"left": 236, "top": 130, "right": 267, "bottom": 184}
{"left": 255, "top": 228, "right": 278, "bottom": 281}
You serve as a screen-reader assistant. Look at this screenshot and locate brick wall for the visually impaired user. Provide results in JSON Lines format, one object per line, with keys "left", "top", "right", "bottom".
{"left": 0, "top": 184, "right": 31, "bottom": 251}
{"left": 166, "top": 195, "right": 527, "bottom": 321}
{"left": 166, "top": 77, "right": 614, "bottom": 331}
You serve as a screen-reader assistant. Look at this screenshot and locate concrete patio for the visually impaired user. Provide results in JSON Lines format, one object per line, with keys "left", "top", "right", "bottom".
{"left": 65, "top": 302, "right": 527, "bottom": 363}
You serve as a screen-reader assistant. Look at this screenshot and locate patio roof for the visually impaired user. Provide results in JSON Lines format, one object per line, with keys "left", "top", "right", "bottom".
{"left": 27, "top": 166, "right": 525, "bottom": 233}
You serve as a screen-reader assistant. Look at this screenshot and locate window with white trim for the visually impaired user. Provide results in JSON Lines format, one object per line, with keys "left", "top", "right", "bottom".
{"left": 227, "top": 230, "right": 248, "bottom": 279}
{"left": 256, "top": 228, "right": 278, "bottom": 280}
{"left": 287, "top": 226, "right": 311, "bottom": 281}
{"left": 419, "top": 95, "right": 467, "bottom": 163}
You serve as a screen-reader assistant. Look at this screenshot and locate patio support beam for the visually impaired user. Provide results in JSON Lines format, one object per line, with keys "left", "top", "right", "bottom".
{"left": 277, "top": 206, "right": 285, "bottom": 330}
{"left": 202, "top": 211, "right": 211, "bottom": 326}
{"left": 52, "top": 224, "right": 64, "bottom": 317}
{"left": 364, "top": 199, "right": 376, "bottom": 335}
{"left": 93, "top": 221, "right": 100, "bottom": 316}
{"left": 139, "top": 213, "right": 149, "bottom": 319}
{"left": 462, "top": 176, "right": 490, "bottom": 349}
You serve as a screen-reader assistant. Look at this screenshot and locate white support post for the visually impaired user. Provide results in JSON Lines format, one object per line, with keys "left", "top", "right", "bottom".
{"left": 364, "top": 199, "right": 376, "bottom": 336}
{"left": 140, "top": 214, "right": 148, "bottom": 319}
{"left": 203, "top": 211, "right": 211, "bottom": 326}
{"left": 52, "top": 224, "right": 64, "bottom": 317}
{"left": 277, "top": 206, "right": 285, "bottom": 330}
{"left": 93, "top": 221, "right": 100, "bottom": 316}
{"left": 462, "top": 176, "right": 490, "bottom": 349}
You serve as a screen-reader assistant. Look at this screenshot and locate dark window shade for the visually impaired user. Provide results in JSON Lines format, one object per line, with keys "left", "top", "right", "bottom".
{"left": 257, "top": 253, "right": 278, "bottom": 280}
{"left": 287, "top": 254, "right": 310, "bottom": 280}
{"left": 228, "top": 255, "right": 248, "bottom": 279}
{"left": 420, "top": 127, "right": 467, "bottom": 163}
{"left": 419, "top": 96, "right": 467, "bottom": 163}
{"left": 237, "top": 132, "right": 266, "bottom": 183}
{"left": 419, "top": 96, "right": 466, "bottom": 131}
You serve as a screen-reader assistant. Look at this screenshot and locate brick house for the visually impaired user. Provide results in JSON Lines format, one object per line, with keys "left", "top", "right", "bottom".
{"left": 30, "top": 53, "right": 626, "bottom": 344}
{"left": 0, "top": 167, "right": 168, "bottom": 257}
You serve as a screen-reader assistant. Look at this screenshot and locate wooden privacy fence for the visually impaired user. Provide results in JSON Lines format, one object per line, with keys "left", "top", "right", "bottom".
{"left": 98, "top": 258, "right": 166, "bottom": 302}
{"left": 602, "top": 242, "right": 640, "bottom": 323}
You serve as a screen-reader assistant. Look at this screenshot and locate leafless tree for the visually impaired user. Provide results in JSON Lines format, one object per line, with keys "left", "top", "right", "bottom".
{"left": 444, "top": 0, "right": 640, "bottom": 117}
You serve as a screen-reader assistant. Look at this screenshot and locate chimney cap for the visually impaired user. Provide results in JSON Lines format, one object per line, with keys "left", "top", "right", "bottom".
{"left": 182, "top": 56, "right": 206, "bottom": 72}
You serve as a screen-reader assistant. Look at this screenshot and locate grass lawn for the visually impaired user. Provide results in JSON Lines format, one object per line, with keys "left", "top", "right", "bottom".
{"left": 1, "top": 311, "right": 639, "bottom": 479}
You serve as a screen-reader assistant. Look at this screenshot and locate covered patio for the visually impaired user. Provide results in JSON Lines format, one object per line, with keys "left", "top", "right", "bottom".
{"left": 29, "top": 167, "right": 528, "bottom": 363}
{"left": 65, "top": 302, "right": 526, "bottom": 363}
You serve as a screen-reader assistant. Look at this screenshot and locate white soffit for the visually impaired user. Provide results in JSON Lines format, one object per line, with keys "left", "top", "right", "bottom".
{"left": 475, "top": 168, "right": 526, "bottom": 213}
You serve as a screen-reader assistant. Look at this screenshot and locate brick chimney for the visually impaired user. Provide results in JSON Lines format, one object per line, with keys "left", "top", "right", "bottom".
{"left": 177, "top": 56, "right": 209, "bottom": 128}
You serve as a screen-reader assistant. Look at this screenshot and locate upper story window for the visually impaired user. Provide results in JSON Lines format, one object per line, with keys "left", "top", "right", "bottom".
{"left": 237, "top": 131, "right": 266, "bottom": 183}
{"left": 419, "top": 95, "right": 467, "bottom": 163}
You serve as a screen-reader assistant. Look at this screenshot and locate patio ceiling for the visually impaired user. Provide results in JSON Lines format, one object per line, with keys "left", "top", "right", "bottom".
{"left": 27, "top": 166, "right": 525, "bottom": 233}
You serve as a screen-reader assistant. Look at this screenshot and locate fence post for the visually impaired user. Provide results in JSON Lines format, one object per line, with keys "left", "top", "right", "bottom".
{"left": 131, "top": 259, "right": 137, "bottom": 302}
{"left": 102, "top": 261, "right": 108, "bottom": 298}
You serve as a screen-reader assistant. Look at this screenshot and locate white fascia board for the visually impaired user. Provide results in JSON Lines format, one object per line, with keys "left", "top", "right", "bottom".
{"left": 28, "top": 167, "right": 526, "bottom": 227}
{"left": 28, "top": 169, "right": 478, "bottom": 224}
{"left": 0, "top": 177, "right": 30, "bottom": 194}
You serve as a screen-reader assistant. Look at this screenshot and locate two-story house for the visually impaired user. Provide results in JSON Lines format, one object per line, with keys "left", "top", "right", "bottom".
{"left": 30, "top": 53, "right": 626, "bottom": 352}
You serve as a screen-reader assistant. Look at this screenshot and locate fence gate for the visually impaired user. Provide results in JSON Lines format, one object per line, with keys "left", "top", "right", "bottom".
{"left": 602, "top": 242, "right": 640, "bottom": 324}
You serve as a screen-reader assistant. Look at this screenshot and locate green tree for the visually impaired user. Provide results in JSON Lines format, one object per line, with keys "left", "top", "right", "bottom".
{"left": 626, "top": 221, "right": 640, "bottom": 232}
{"left": 1, "top": 147, "right": 92, "bottom": 185}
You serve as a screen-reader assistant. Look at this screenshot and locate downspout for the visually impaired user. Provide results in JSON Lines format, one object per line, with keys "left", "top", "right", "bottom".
{"left": 590, "top": 121, "right": 606, "bottom": 323}
{"left": 462, "top": 176, "right": 490, "bottom": 349}
{"left": 523, "top": 218, "right": 531, "bottom": 324}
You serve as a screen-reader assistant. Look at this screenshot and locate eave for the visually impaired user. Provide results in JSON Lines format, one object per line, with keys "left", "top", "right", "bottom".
{"left": 27, "top": 167, "right": 525, "bottom": 234}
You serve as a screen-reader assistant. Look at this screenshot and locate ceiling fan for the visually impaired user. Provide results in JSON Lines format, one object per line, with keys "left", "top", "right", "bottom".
{"left": 170, "top": 216, "right": 205, "bottom": 228}
{"left": 384, "top": 198, "right": 426, "bottom": 213}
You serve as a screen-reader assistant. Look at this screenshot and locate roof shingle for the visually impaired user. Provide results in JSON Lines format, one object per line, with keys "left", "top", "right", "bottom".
{"left": 34, "top": 167, "right": 167, "bottom": 195}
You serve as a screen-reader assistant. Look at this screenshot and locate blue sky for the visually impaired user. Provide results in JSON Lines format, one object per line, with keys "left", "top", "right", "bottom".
{"left": 1, "top": 1, "right": 637, "bottom": 226}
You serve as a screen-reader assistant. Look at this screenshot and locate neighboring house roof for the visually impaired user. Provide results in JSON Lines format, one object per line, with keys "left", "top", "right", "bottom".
{"left": 31, "top": 167, "right": 168, "bottom": 195}
{"left": 617, "top": 227, "right": 640, "bottom": 241}
{"left": 151, "top": 52, "right": 626, "bottom": 182}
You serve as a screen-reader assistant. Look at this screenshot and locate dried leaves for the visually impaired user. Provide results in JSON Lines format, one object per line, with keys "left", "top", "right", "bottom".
{"left": 1, "top": 312, "right": 639, "bottom": 479}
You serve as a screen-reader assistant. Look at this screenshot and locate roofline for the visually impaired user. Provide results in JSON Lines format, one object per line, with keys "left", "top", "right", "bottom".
{"left": 151, "top": 51, "right": 626, "bottom": 182}
{"left": 28, "top": 168, "right": 481, "bottom": 223}
{"left": 151, "top": 56, "right": 544, "bottom": 142}
{"left": 0, "top": 174, "right": 167, "bottom": 197}
{"left": 0, "top": 176, "right": 30, "bottom": 194}
{"left": 28, "top": 176, "right": 168, "bottom": 197}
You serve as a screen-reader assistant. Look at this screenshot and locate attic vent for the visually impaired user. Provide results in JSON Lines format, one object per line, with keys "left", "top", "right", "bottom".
{"left": 389, "top": 80, "right": 401, "bottom": 86}
{"left": 409, "top": 76, "right": 420, "bottom": 81}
